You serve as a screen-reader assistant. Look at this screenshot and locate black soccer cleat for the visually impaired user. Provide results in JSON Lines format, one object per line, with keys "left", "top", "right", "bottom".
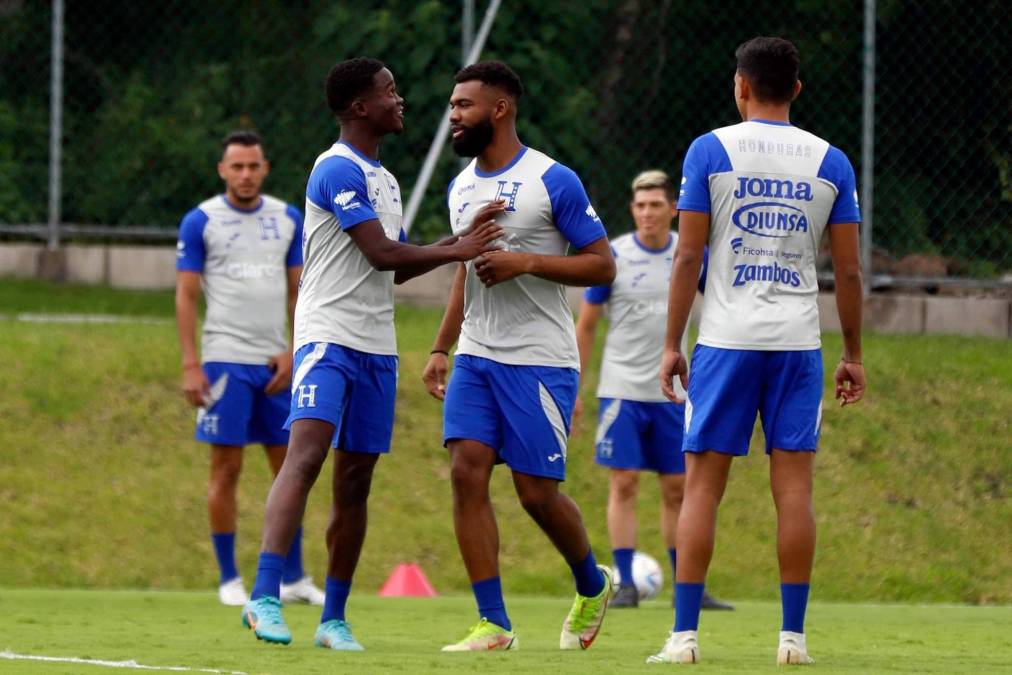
{"left": 611, "top": 584, "right": 639, "bottom": 608}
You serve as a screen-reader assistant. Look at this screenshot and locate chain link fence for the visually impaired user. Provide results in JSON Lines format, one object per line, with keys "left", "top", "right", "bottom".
{"left": 1, "top": 0, "right": 1009, "bottom": 286}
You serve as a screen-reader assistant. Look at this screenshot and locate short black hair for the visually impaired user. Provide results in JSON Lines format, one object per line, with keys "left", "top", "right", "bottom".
{"left": 221, "top": 130, "right": 263, "bottom": 154}
{"left": 735, "top": 37, "right": 800, "bottom": 104}
{"left": 455, "top": 61, "right": 524, "bottom": 100}
{"left": 325, "top": 57, "right": 386, "bottom": 116}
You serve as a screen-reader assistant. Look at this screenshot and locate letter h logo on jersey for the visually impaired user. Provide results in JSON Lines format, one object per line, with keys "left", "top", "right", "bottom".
{"left": 257, "top": 216, "right": 281, "bottom": 241}
{"left": 494, "top": 181, "right": 522, "bottom": 212}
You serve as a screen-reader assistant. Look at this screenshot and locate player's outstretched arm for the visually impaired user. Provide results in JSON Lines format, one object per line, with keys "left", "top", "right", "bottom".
{"left": 829, "top": 222, "right": 865, "bottom": 406}
{"left": 659, "top": 210, "right": 709, "bottom": 403}
{"left": 175, "top": 270, "right": 210, "bottom": 407}
{"left": 349, "top": 203, "right": 503, "bottom": 278}
{"left": 393, "top": 201, "right": 506, "bottom": 284}
{"left": 473, "top": 236, "right": 616, "bottom": 288}
{"left": 422, "top": 263, "right": 467, "bottom": 401}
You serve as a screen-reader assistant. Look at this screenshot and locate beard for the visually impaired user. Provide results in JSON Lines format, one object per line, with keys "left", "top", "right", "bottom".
{"left": 451, "top": 118, "right": 494, "bottom": 157}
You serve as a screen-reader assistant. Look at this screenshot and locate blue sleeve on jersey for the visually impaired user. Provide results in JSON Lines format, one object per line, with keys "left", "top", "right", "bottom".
{"left": 818, "top": 146, "right": 862, "bottom": 224}
{"left": 176, "top": 208, "right": 208, "bottom": 272}
{"left": 446, "top": 177, "right": 457, "bottom": 209}
{"left": 305, "top": 156, "right": 379, "bottom": 230}
{"left": 284, "top": 204, "right": 304, "bottom": 267}
{"left": 541, "top": 163, "right": 608, "bottom": 249}
{"left": 583, "top": 284, "right": 611, "bottom": 304}
{"left": 697, "top": 246, "right": 709, "bottom": 294}
{"left": 678, "top": 132, "right": 732, "bottom": 213}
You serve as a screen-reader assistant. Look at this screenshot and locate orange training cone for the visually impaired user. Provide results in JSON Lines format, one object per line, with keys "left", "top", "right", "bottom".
{"left": 378, "top": 563, "right": 438, "bottom": 597}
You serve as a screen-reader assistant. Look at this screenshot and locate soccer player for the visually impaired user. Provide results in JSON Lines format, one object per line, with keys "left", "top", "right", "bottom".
{"left": 422, "top": 61, "right": 616, "bottom": 652}
{"left": 574, "top": 169, "right": 731, "bottom": 612}
{"left": 175, "top": 130, "right": 324, "bottom": 607}
{"left": 648, "top": 37, "right": 865, "bottom": 665}
{"left": 240, "top": 57, "right": 501, "bottom": 651}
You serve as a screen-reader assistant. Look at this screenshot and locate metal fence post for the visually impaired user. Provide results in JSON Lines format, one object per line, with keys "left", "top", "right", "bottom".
{"left": 47, "top": 0, "right": 64, "bottom": 251}
{"left": 861, "top": 0, "right": 875, "bottom": 291}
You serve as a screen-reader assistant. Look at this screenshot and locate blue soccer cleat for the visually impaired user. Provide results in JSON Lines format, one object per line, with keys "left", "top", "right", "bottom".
{"left": 315, "top": 619, "right": 365, "bottom": 651}
{"left": 241, "top": 596, "right": 292, "bottom": 645}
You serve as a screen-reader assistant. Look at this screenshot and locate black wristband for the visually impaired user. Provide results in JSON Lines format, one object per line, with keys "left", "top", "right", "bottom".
{"left": 430, "top": 349, "right": 449, "bottom": 356}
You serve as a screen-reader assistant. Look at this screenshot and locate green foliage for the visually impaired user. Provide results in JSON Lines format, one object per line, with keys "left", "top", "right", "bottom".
{"left": 3, "top": 591, "right": 1012, "bottom": 673}
{"left": 1, "top": 2, "right": 1008, "bottom": 269}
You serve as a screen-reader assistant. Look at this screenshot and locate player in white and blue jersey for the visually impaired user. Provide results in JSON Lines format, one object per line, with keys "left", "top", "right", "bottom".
{"left": 574, "top": 169, "right": 731, "bottom": 612}
{"left": 421, "top": 62, "right": 616, "bottom": 652}
{"left": 175, "top": 130, "right": 323, "bottom": 608}
{"left": 241, "top": 58, "right": 501, "bottom": 651}
{"left": 648, "top": 38, "right": 866, "bottom": 665}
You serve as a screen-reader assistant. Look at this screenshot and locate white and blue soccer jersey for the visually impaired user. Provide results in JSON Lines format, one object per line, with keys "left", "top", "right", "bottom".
{"left": 176, "top": 194, "right": 303, "bottom": 364}
{"left": 447, "top": 146, "right": 608, "bottom": 370}
{"left": 295, "top": 141, "right": 406, "bottom": 356}
{"left": 584, "top": 232, "right": 694, "bottom": 402}
{"left": 679, "top": 119, "right": 861, "bottom": 351}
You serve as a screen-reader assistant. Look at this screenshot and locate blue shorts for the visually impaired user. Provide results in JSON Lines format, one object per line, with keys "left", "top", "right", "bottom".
{"left": 286, "top": 342, "right": 398, "bottom": 454}
{"left": 684, "top": 345, "right": 823, "bottom": 456}
{"left": 195, "top": 362, "right": 290, "bottom": 446}
{"left": 443, "top": 354, "right": 578, "bottom": 481}
{"left": 595, "top": 398, "right": 686, "bottom": 474}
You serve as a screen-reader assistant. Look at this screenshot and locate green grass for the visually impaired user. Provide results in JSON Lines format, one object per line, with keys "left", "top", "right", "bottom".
{"left": 1, "top": 591, "right": 1010, "bottom": 674}
{"left": 0, "top": 278, "right": 175, "bottom": 317}
{"left": 0, "top": 279, "right": 1009, "bottom": 605}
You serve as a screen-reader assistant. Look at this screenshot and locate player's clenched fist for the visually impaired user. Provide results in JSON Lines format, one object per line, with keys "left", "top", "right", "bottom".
{"left": 834, "top": 360, "right": 866, "bottom": 406}
{"left": 182, "top": 363, "right": 211, "bottom": 408}
{"left": 658, "top": 348, "right": 688, "bottom": 404}
{"left": 422, "top": 352, "right": 450, "bottom": 401}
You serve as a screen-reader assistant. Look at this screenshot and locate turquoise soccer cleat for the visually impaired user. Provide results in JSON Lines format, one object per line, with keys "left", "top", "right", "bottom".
{"left": 241, "top": 596, "right": 292, "bottom": 645}
{"left": 315, "top": 619, "right": 365, "bottom": 651}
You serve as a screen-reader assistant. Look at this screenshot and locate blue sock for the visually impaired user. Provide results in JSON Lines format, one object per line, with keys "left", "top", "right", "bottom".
{"left": 320, "top": 577, "right": 352, "bottom": 623}
{"left": 211, "top": 532, "right": 238, "bottom": 584}
{"left": 674, "top": 582, "right": 705, "bottom": 632}
{"left": 282, "top": 528, "right": 304, "bottom": 584}
{"left": 472, "top": 577, "right": 511, "bottom": 631}
{"left": 250, "top": 552, "right": 285, "bottom": 600}
{"left": 570, "top": 550, "right": 605, "bottom": 598}
{"left": 613, "top": 548, "right": 635, "bottom": 587}
{"left": 668, "top": 548, "right": 677, "bottom": 579}
{"left": 781, "top": 583, "right": 810, "bottom": 633}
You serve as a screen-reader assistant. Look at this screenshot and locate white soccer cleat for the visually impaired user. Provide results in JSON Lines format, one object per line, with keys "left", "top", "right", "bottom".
{"left": 646, "top": 630, "right": 700, "bottom": 664}
{"left": 218, "top": 577, "right": 249, "bottom": 606}
{"left": 280, "top": 576, "right": 326, "bottom": 606}
{"left": 777, "top": 631, "right": 815, "bottom": 665}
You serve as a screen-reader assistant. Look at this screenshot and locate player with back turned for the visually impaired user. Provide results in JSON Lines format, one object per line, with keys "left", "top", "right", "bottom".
{"left": 649, "top": 37, "right": 865, "bottom": 665}
{"left": 240, "top": 57, "right": 501, "bottom": 652}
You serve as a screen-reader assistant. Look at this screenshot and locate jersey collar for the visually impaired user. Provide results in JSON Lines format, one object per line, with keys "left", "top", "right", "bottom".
{"left": 474, "top": 146, "right": 528, "bottom": 178}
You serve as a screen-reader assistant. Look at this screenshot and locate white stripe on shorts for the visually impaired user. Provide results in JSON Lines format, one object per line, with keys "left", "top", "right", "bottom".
{"left": 595, "top": 399, "right": 622, "bottom": 447}
{"left": 291, "top": 343, "right": 328, "bottom": 393}
{"left": 538, "top": 382, "right": 569, "bottom": 461}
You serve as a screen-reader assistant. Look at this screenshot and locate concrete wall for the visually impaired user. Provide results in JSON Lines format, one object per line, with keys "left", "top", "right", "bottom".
{"left": 1, "top": 243, "right": 1009, "bottom": 338}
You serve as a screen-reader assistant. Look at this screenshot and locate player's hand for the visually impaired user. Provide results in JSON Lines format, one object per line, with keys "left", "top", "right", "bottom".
{"left": 264, "top": 351, "right": 293, "bottom": 395}
{"left": 834, "top": 360, "right": 865, "bottom": 406}
{"left": 474, "top": 250, "right": 530, "bottom": 287}
{"left": 422, "top": 352, "right": 449, "bottom": 401}
{"left": 659, "top": 348, "right": 688, "bottom": 403}
{"left": 570, "top": 396, "right": 585, "bottom": 434}
{"left": 182, "top": 364, "right": 211, "bottom": 408}
{"left": 453, "top": 214, "right": 505, "bottom": 261}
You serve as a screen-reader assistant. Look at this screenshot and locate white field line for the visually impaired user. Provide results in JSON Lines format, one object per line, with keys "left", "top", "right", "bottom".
{"left": 0, "top": 651, "right": 246, "bottom": 674}
{"left": 5, "top": 312, "right": 172, "bottom": 325}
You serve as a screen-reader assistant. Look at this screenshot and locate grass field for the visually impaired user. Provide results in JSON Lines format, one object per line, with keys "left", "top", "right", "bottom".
{"left": 2, "top": 591, "right": 1011, "bottom": 674}
{"left": 0, "top": 279, "right": 1009, "bottom": 607}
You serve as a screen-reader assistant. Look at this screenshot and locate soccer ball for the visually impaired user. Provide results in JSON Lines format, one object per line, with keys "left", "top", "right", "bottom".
{"left": 611, "top": 551, "right": 664, "bottom": 600}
